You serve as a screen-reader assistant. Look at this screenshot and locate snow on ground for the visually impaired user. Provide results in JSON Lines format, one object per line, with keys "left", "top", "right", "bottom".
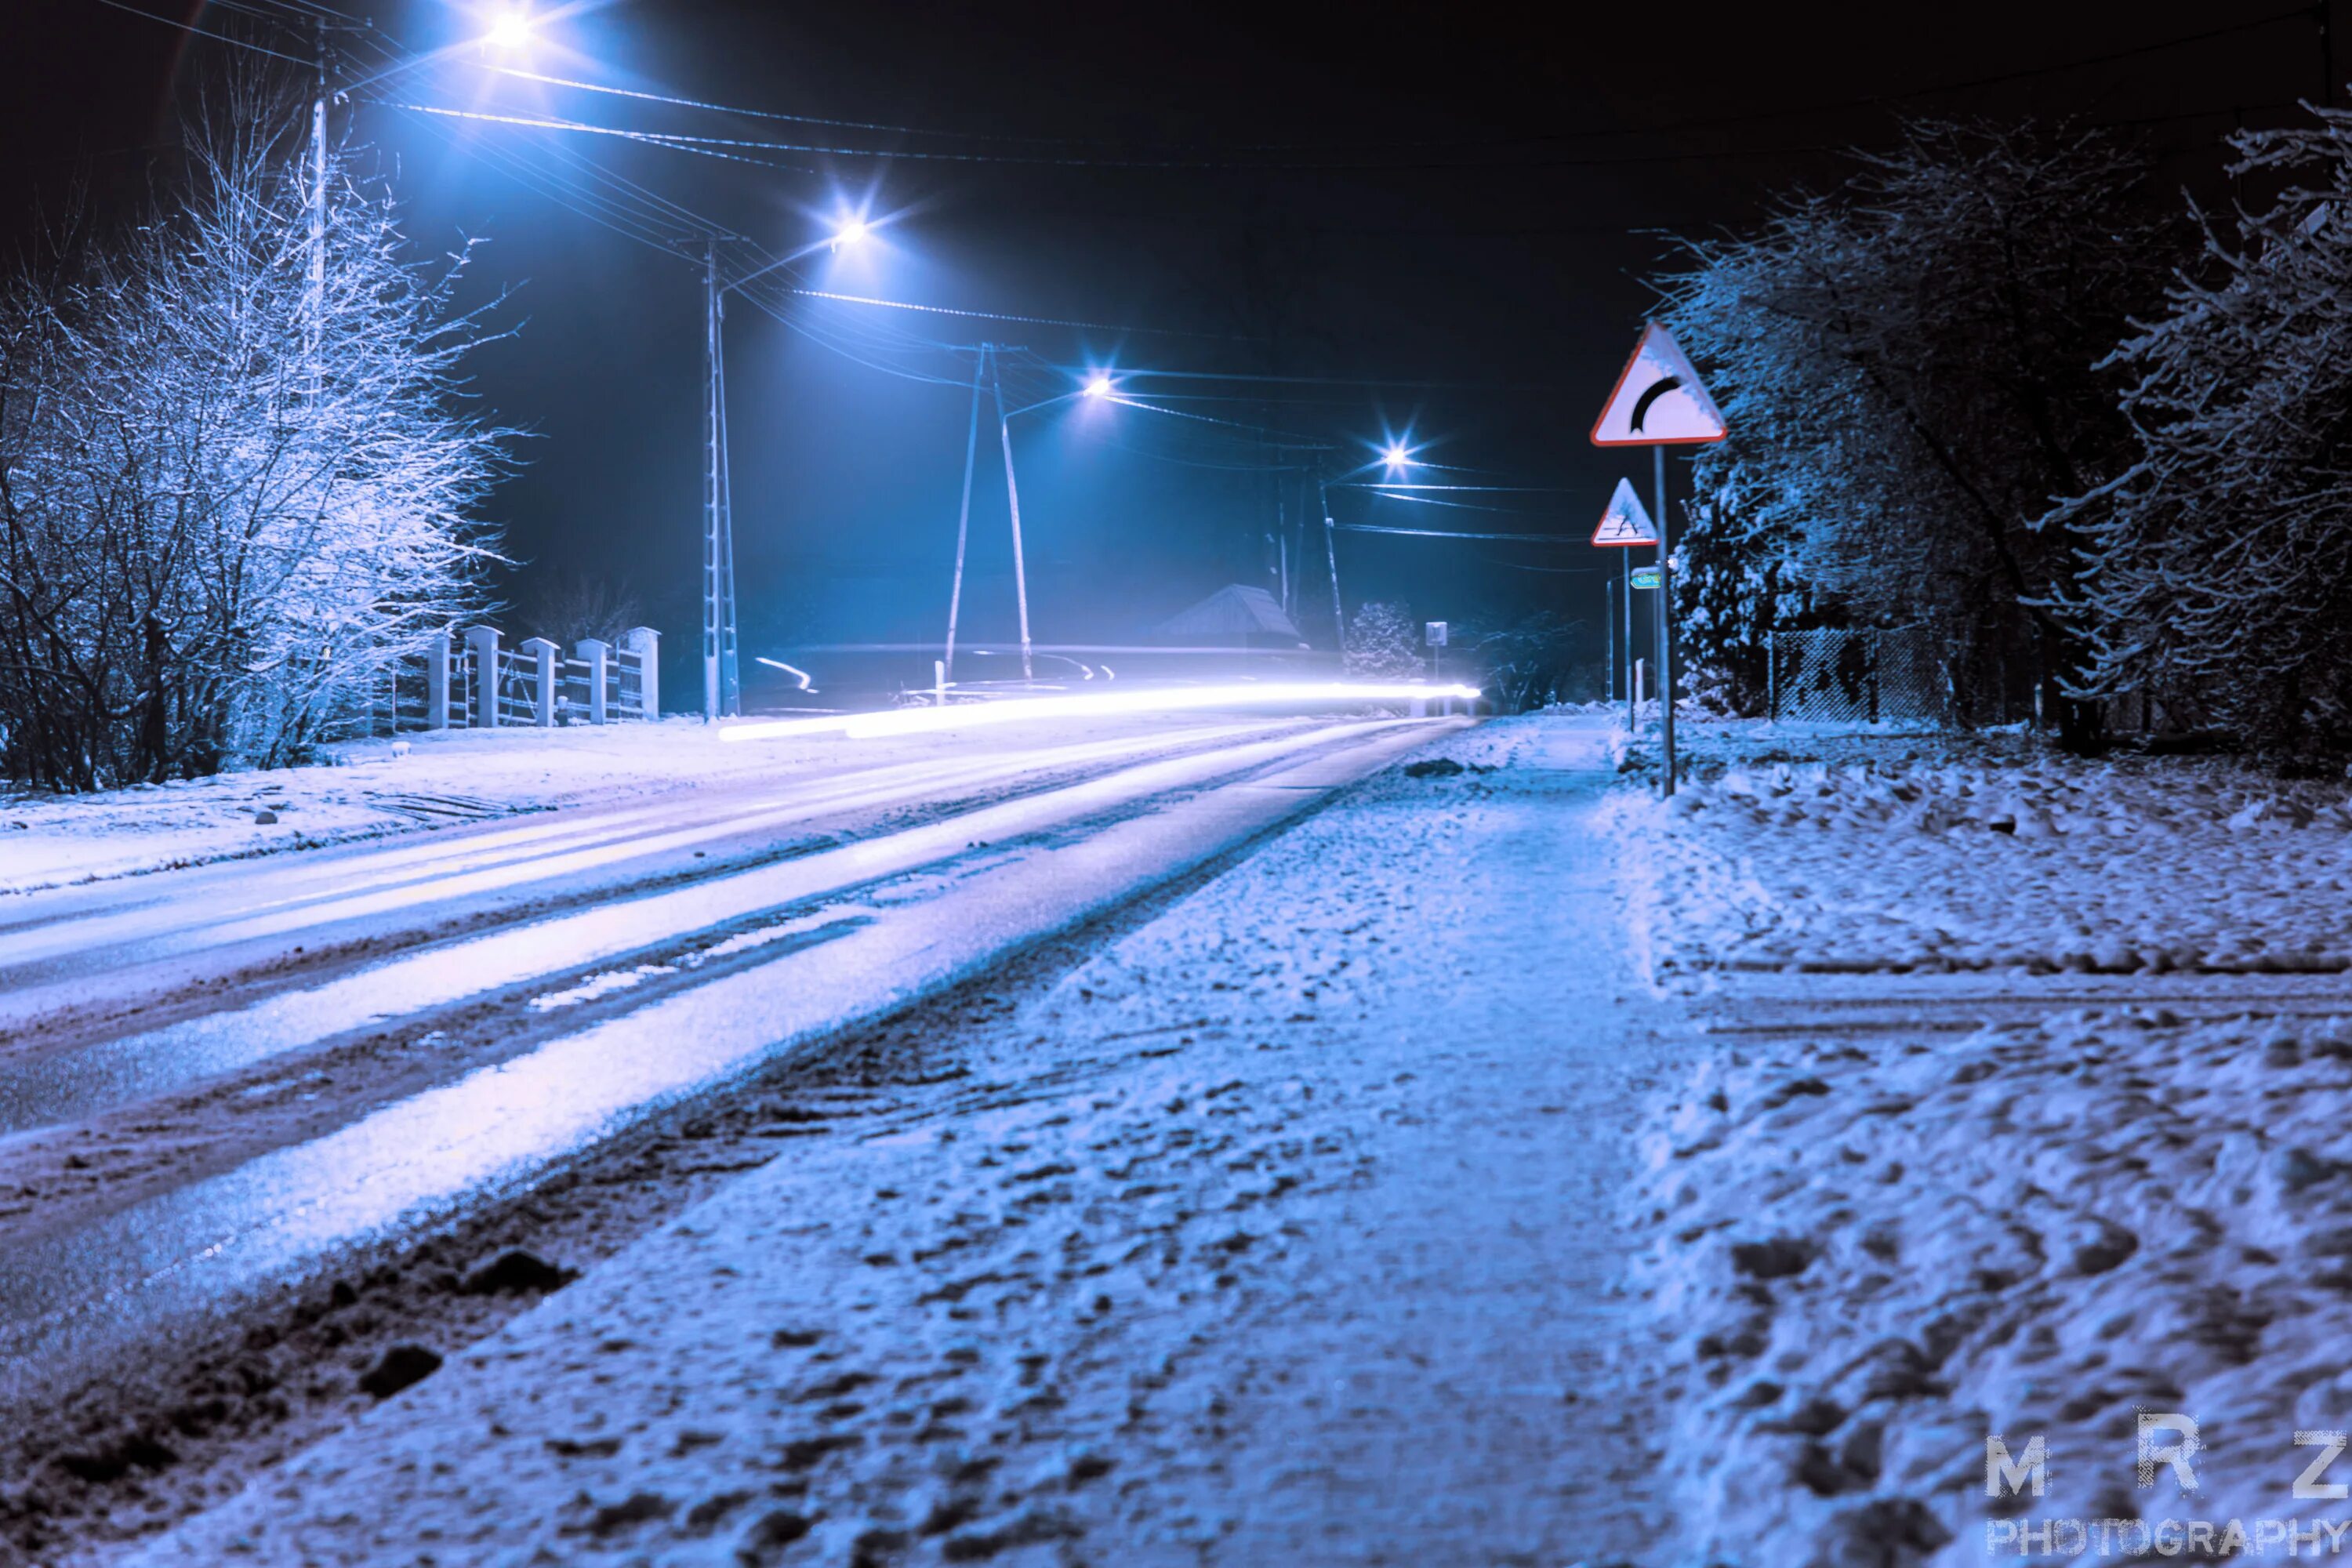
{"left": 0, "top": 708, "right": 1324, "bottom": 897}
{"left": 1608, "top": 720, "right": 2352, "bottom": 1564}
{"left": 121, "top": 717, "right": 1676, "bottom": 1567}
{"left": 1604, "top": 720, "right": 2352, "bottom": 982}
{"left": 1636, "top": 1007, "right": 2352, "bottom": 1564}
{"left": 0, "top": 720, "right": 786, "bottom": 895}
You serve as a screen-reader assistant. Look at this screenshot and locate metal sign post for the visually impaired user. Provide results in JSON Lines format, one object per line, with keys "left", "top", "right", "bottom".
{"left": 1592, "top": 322, "right": 1728, "bottom": 798}
{"left": 1589, "top": 477, "right": 1659, "bottom": 737}
{"left": 1653, "top": 444, "right": 1674, "bottom": 797}
{"left": 1621, "top": 549, "right": 1634, "bottom": 731}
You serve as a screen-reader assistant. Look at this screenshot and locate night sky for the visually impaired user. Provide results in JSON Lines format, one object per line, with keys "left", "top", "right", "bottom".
{"left": 2, "top": 0, "right": 2338, "bottom": 688}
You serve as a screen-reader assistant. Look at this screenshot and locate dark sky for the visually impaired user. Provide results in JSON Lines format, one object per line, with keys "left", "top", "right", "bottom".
{"left": 1, "top": 0, "right": 2339, "bottom": 684}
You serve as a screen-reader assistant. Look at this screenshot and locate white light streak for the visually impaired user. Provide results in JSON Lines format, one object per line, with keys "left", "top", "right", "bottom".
{"left": 718, "top": 681, "right": 1479, "bottom": 745}
{"left": 754, "top": 656, "right": 818, "bottom": 692}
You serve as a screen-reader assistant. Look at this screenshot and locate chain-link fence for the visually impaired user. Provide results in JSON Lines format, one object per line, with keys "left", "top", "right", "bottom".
{"left": 1767, "top": 626, "right": 1951, "bottom": 727}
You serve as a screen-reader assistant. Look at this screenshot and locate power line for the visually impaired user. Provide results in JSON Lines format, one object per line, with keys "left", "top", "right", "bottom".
{"left": 1341, "top": 482, "right": 1580, "bottom": 493}
{"left": 474, "top": 6, "right": 2320, "bottom": 172}
{"left": 1334, "top": 524, "right": 1584, "bottom": 542}
{"left": 483, "top": 64, "right": 1115, "bottom": 147}
{"left": 792, "top": 289, "right": 1243, "bottom": 340}
{"left": 87, "top": 0, "right": 318, "bottom": 65}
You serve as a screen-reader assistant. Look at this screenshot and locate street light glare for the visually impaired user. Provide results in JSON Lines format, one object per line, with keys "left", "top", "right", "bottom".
{"left": 833, "top": 216, "right": 870, "bottom": 249}
{"left": 1383, "top": 442, "right": 1412, "bottom": 468}
{"left": 1083, "top": 374, "right": 1113, "bottom": 399}
{"left": 481, "top": 5, "right": 534, "bottom": 51}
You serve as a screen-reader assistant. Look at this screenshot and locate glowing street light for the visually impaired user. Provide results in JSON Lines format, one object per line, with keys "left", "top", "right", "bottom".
{"left": 1082, "top": 372, "right": 1114, "bottom": 399}
{"left": 1382, "top": 441, "right": 1414, "bottom": 470}
{"left": 480, "top": 5, "right": 535, "bottom": 52}
{"left": 831, "top": 214, "right": 870, "bottom": 251}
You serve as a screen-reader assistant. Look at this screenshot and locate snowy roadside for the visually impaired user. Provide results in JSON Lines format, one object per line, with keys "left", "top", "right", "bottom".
{"left": 0, "top": 710, "right": 1324, "bottom": 897}
{"left": 1603, "top": 720, "right": 2352, "bottom": 982}
{"left": 0, "top": 720, "right": 774, "bottom": 895}
{"left": 117, "top": 715, "right": 1675, "bottom": 1567}
{"left": 1607, "top": 720, "right": 2352, "bottom": 1564}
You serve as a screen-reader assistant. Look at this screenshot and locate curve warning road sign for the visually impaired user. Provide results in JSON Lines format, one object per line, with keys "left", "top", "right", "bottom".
{"left": 1592, "top": 323, "right": 1727, "bottom": 447}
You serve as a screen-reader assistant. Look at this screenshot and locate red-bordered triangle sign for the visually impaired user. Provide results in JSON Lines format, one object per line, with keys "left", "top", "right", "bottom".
{"left": 1592, "top": 322, "right": 1727, "bottom": 446}
{"left": 1592, "top": 477, "right": 1658, "bottom": 546}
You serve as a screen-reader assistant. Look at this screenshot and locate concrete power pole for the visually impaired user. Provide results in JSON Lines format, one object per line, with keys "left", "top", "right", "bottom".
{"left": 988, "top": 354, "right": 1035, "bottom": 682}
{"left": 1316, "top": 477, "right": 1344, "bottom": 658}
{"left": 942, "top": 345, "right": 987, "bottom": 683}
{"left": 308, "top": 19, "right": 327, "bottom": 385}
{"left": 701, "top": 241, "right": 740, "bottom": 720}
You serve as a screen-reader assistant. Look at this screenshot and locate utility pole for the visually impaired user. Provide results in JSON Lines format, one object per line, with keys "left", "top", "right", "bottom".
{"left": 943, "top": 345, "right": 986, "bottom": 683}
{"left": 701, "top": 240, "right": 739, "bottom": 720}
{"left": 1316, "top": 477, "right": 1344, "bottom": 657}
{"left": 1653, "top": 444, "right": 1675, "bottom": 797}
{"left": 988, "top": 354, "right": 1035, "bottom": 681}
{"left": 308, "top": 18, "right": 328, "bottom": 385}
{"left": 1279, "top": 479, "right": 1298, "bottom": 611}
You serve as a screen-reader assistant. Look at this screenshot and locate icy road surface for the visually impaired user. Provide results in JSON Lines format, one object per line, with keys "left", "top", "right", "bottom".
{"left": 123, "top": 717, "right": 1674, "bottom": 1566}
{"left": 0, "top": 713, "right": 1450, "bottom": 1408}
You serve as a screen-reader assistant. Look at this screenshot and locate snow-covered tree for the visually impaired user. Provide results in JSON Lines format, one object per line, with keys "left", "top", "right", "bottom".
{"left": 2047, "top": 111, "right": 2352, "bottom": 756}
{"left": 1343, "top": 601, "right": 1421, "bottom": 680}
{"left": 1458, "top": 608, "right": 1584, "bottom": 712}
{"left": 1652, "top": 122, "right": 2178, "bottom": 748}
{"left": 0, "top": 80, "right": 512, "bottom": 789}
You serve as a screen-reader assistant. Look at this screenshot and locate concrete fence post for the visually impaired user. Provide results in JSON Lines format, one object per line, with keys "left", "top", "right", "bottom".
{"left": 521, "top": 637, "right": 560, "bottom": 728}
{"left": 577, "top": 639, "right": 612, "bottom": 725}
{"left": 465, "top": 626, "right": 500, "bottom": 729}
{"left": 426, "top": 630, "right": 452, "bottom": 731}
{"left": 621, "top": 626, "right": 660, "bottom": 719}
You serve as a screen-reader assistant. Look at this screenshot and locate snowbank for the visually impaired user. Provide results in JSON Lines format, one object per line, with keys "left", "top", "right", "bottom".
{"left": 1610, "top": 723, "right": 2352, "bottom": 1563}
{"left": 1603, "top": 734, "right": 2352, "bottom": 982}
{"left": 1632, "top": 1008, "right": 2352, "bottom": 1564}
{"left": 0, "top": 720, "right": 773, "bottom": 895}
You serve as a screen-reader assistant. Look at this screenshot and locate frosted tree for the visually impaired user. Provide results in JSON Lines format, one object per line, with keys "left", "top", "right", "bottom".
{"left": 0, "top": 78, "right": 513, "bottom": 789}
{"left": 1652, "top": 122, "right": 2177, "bottom": 746}
{"left": 2047, "top": 111, "right": 2352, "bottom": 755}
{"left": 1343, "top": 601, "right": 1422, "bottom": 680}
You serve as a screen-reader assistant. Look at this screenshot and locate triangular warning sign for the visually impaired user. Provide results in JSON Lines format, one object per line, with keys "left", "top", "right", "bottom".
{"left": 1592, "top": 322, "right": 1727, "bottom": 447}
{"left": 1592, "top": 477, "right": 1658, "bottom": 547}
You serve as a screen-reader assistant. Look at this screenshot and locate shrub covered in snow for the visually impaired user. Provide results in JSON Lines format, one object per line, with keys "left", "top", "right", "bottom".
{"left": 2046, "top": 114, "right": 2352, "bottom": 758}
{"left": 0, "top": 78, "right": 512, "bottom": 789}
{"left": 1651, "top": 122, "right": 2182, "bottom": 750}
{"left": 1343, "top": 601, "right": 1422, "bottom": 681}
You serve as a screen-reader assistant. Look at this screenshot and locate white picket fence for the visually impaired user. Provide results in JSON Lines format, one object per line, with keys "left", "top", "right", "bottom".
{"left": 379, "top": 626, "right": 660, "bottom": 733}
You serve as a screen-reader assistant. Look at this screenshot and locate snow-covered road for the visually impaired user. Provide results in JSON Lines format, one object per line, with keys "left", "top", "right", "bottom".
{"left": 111, "top": 715, "right": 1676, "bottom": 1567}
{"left": 0, "top": 712, "right": 1469, "bottom": 1508}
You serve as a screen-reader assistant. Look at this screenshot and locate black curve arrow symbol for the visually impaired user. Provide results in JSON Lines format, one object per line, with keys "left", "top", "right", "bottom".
{"left": 1629, "top": 374, "right": 1681, "bottom": 434}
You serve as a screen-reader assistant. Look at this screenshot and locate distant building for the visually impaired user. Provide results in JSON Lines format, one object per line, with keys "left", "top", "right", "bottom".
{"left": 1150, "top": 585, "right": 1309, "bottom": 649}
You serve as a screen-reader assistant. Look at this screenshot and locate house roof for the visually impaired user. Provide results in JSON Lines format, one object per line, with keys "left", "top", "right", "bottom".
{"left": 1150, "top": 585, "right": 1306, "bottom": 644}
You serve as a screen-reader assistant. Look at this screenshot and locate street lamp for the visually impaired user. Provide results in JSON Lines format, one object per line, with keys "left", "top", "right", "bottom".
{"left": 480, "top": 5, "right": 535, "bottom": 53}
{"left": 1382, "top": 441, "right": 1413, "bottom": 470}
{"left": 696, "top": 206, "right": 893, "bottom": 720}
{"left": 943, "top": 365, "right": 1123, "bottom": 686}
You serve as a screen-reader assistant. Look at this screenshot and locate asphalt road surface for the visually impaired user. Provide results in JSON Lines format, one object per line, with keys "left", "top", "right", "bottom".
{"left": 0, "top": 712, "right": 1457, "bottom": 1421}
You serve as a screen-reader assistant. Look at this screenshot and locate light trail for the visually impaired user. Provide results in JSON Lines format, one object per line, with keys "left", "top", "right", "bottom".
{"left": 720, "top": 682, "right": 1481, "bottom": 744}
